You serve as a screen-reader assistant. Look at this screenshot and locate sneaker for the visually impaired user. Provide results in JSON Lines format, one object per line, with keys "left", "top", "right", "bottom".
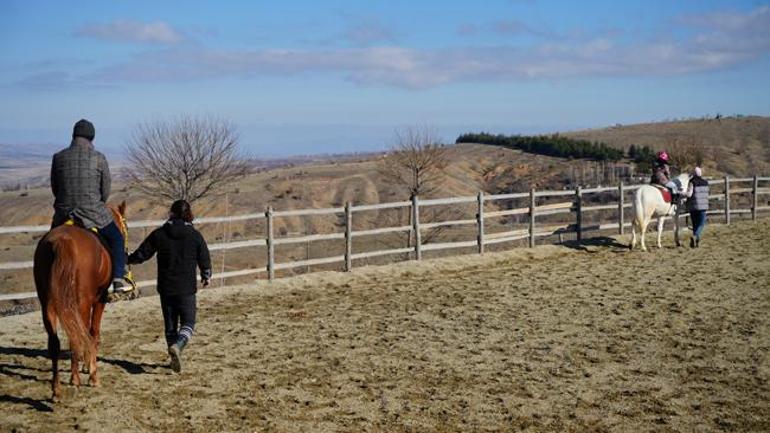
{"left": 107, "top": 278, "right": 133, "bottom": 294}
{"left": 168, "top": 344, "right": 182, "bottom": 373}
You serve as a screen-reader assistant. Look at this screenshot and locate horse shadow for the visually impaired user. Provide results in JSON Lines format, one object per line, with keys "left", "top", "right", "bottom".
{"left": 0, "top": 345, "right": 166, "bottom": 375}
{"left": 0, "top": 345, "right": 166, "bottom": 412}
{"left": 561, "top": 236, "right": 629, "bottom": 253}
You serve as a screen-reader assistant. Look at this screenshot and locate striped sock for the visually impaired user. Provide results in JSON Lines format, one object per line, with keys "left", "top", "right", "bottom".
{"left": 178, "top": 326, "right": 194, "bottom": 345}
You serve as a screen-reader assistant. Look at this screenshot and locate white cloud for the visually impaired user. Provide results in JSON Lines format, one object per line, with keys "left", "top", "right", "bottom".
{"left": 74, "top": 20, "right": 185, "bottom": 45}
{"left": 28, "top": 6, "right": 769, "bottom": 90}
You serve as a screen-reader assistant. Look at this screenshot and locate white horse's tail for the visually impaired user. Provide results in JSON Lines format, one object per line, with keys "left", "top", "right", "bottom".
{"left": 633, "top": 191, "right": 645, "bottom": 229}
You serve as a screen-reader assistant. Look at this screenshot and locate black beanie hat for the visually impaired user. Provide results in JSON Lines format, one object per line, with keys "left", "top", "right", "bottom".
{"left": 73, "top": 119, "right": 95, "bottom": 140}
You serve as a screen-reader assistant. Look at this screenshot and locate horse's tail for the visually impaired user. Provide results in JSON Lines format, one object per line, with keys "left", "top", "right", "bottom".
{"left": 49, "top": 236, "right": 95, "bottom": 364}
{"left": 632, "top": 189, "right": 645, "bottom": 230}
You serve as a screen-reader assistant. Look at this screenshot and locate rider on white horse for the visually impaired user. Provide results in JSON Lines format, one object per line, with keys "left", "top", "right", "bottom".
{"left": 650, "top": 151, "right": 684, "bottom": 196}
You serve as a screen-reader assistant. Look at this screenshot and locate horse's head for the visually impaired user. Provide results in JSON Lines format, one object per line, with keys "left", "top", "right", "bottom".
{"left": 109, "top": 200, "right": 128, "bottom": 239}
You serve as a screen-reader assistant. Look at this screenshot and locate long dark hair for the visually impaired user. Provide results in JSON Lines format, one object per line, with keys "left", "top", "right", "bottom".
{"left": 170, "top": 200, "right": 194, "bottom": 223}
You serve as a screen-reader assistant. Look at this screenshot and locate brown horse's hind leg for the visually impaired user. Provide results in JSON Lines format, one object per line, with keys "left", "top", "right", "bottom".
{"left": 42, "top": 306, "right": 62, "bottom": 402}
{"left": 70, "top": 352, "right": 81, "bottom": 387}
{"left": 87, "top": 303, "right": 105, "bottom": 387}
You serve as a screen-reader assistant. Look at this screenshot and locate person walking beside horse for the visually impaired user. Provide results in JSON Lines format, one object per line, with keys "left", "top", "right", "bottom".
{"left": 128, "top": 200, "right": 212, "bottom": 373}
{"left": 685, "top": 166, "right": 709, "bottom": 248}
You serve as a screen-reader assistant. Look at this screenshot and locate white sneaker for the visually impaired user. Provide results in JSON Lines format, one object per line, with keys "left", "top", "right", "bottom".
{"left": 107, "top": 279, "right": 133, "bottom": 294}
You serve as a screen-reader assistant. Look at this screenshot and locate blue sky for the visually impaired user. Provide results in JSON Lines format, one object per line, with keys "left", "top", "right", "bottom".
{"left": 1, "top": 0, "right": 769, "bottom": 157}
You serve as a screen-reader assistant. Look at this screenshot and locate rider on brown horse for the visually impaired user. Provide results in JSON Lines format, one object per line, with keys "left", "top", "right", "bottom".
{"left": 50, "top": 119, "right": 133, "bottom": 295}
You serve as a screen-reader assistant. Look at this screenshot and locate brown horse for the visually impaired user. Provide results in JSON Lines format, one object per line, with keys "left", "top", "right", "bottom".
{"left": 33, "top": 201, "right": 128, "bottom": 401}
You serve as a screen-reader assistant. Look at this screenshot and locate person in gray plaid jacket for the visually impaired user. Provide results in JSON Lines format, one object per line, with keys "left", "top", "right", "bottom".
{"left": 50, "top": 119, "right": 132, "bottom": 294}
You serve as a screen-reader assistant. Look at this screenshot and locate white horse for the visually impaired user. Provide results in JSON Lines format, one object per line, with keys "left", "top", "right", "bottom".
{"left": 630, "top": 173, "right": 690, "bottom": 251}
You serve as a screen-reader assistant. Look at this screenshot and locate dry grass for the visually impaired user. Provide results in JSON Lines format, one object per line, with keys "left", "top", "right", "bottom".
{"left": 1, "top": 218, "right": 768, "bottom": 432}
{"left": 563, "top": 116, "right": 770, "bottom": 176}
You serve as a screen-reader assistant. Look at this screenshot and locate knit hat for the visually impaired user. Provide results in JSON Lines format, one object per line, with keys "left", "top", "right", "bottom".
{"left": 72, "top": 119, "right": 95, "bottom": 140}
{"left": 694, "top": 166, "right": 702, "bottom": 177}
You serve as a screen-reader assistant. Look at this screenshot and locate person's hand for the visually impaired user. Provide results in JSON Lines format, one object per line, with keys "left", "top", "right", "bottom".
{"left": 202, "top": 278, "right": 210, "bottom": 288}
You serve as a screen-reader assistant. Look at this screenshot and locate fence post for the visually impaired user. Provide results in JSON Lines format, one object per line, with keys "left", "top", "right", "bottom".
{"left": 724, "top": 175, "right": 730, "bottom": 225}
{"left": 575, "top": 186, "right": 583, "bottom": 243}
{"left": 266, "top": 206, "right": 274, "bottom": 281}
{"left": 529, "top": 187, "right": 536, "bottom": 248}
{"left": 412, "top": 195, "right": 422, "bottom": 260}
{"left": 345, "top": 201, "right": 352, "bottom": 271}
{"left": 752, "top": 175, "right": 758, "bottom": 221}
{"left": 477, "top": 192, "right": 485, "bottom": 254}
{"left": 618, "top": 181, "right": 624, "bottom": 235}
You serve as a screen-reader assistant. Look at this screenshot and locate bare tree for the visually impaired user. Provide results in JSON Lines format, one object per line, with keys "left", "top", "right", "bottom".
{"left": 376, "top": 127, "right": 453, "bottom": 247}
{"left": 125, "top": 116, "right": 251, "bottom": 204}
{"left": 377, "top": 127, "right": 448, "bottom": 199}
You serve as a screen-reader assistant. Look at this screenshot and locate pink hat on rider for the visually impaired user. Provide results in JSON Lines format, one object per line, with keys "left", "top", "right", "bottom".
{"left": 694, "top": 166, "right": 702, "bottom": 177}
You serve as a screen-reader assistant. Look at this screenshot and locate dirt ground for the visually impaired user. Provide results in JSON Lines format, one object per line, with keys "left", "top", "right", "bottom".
{"left": 1, "top": 218, "right": 768, "bottom": 432}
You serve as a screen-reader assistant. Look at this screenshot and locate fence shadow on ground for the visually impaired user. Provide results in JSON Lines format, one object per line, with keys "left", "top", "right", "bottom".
{"left": 0, "top": 394, "right": 52, "bottom": 413}
{"left": 0, "top": 346, "right": 54, "bottom": 412}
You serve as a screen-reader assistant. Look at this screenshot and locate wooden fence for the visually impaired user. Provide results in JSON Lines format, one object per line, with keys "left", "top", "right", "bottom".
{"left": 1, "top": 175, "right": 769, "bottom": 302}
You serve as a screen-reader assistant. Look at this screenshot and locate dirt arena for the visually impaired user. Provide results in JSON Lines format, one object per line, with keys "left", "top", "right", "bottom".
{"left": 1, "top": 218, "right": 768, "bottom": 432}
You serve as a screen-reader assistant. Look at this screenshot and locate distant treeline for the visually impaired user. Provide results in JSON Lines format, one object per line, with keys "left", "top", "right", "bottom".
{"left": 456, "top": 132, "right": 625, "bottom": 161}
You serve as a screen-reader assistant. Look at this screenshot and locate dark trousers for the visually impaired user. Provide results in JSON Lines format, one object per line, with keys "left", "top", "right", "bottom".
{"left": 160, "top": 294, "right": 196, "bottom": 347}
{"left": 98, "top": 222, "right": 126, "bottom": 280}
{"left": 689, "top": 210, "right": 707, "bottom": 240}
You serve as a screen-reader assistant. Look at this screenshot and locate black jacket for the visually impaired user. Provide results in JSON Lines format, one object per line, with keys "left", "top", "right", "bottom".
{"left": 128, "top": 219, "right": 212, "bottom": 296}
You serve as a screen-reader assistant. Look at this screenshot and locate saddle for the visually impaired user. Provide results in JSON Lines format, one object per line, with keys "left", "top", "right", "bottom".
{"left": 652, "top": 185, "right": 673, "bottom": 203}
{"left": 61, "top": 218, "right": 137, "bottom": 296}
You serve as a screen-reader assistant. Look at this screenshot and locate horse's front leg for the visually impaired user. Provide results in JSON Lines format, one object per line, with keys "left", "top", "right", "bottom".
{"left": 674, "top": 210, "right": 681, "bottom": 247}
{"left": 656, "top": 217, "right": 665, "bottom": 249}
{"left": 87, "top": 302, "right": 105, "bottom": 387}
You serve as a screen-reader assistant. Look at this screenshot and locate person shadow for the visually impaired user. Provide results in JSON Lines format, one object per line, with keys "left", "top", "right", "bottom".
{"left": 0, "top": 345, "right": 166, "bottom": 412}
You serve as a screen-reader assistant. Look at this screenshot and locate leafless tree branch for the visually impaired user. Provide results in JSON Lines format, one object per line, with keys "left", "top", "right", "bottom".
{"left": 124, "top": 116, "right": 251, "bottom": 204}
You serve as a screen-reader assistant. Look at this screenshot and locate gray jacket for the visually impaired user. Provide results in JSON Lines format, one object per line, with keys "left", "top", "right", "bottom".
{"left": 686, "top": 176, "right": 709, "bottom": 212}
{"left": 50, "top": 137, "right": 114, "bottom": 229}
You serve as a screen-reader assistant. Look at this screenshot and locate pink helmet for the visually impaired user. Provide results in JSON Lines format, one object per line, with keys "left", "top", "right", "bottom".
{"left": 656, "top": 151, "right": 669, "bottom": 162}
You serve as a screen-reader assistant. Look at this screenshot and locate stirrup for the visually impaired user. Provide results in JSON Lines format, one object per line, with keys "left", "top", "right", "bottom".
{"left": 105, "top": 278, "right": 138, "bottom": 303}
{"left": 109, "top": 278, "right": 133, "bottom": 292}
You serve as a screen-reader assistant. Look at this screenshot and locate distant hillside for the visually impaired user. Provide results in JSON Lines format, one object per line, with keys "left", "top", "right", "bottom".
{"left": 561, "top": 116, "right": 770, "bottom": 177}
{"left": 3, "top": 116, "right": 769, "bottom": 228}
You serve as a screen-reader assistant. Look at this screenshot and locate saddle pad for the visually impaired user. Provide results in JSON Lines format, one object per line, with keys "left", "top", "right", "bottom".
{"left": 654, "top": 186, "right": 672, "bottom": 203}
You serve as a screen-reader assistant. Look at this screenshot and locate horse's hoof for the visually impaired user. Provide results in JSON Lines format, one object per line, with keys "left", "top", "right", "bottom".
{"left": 89, "top": 379, "right": 100, "bottom": 387}
{"left": 51, "top": 394, "right": 61, "bottom": 403}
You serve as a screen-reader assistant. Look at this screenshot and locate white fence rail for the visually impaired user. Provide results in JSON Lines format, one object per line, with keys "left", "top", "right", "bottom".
{"left": 2, "top": 175, "right": 769, "bottom": 302}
